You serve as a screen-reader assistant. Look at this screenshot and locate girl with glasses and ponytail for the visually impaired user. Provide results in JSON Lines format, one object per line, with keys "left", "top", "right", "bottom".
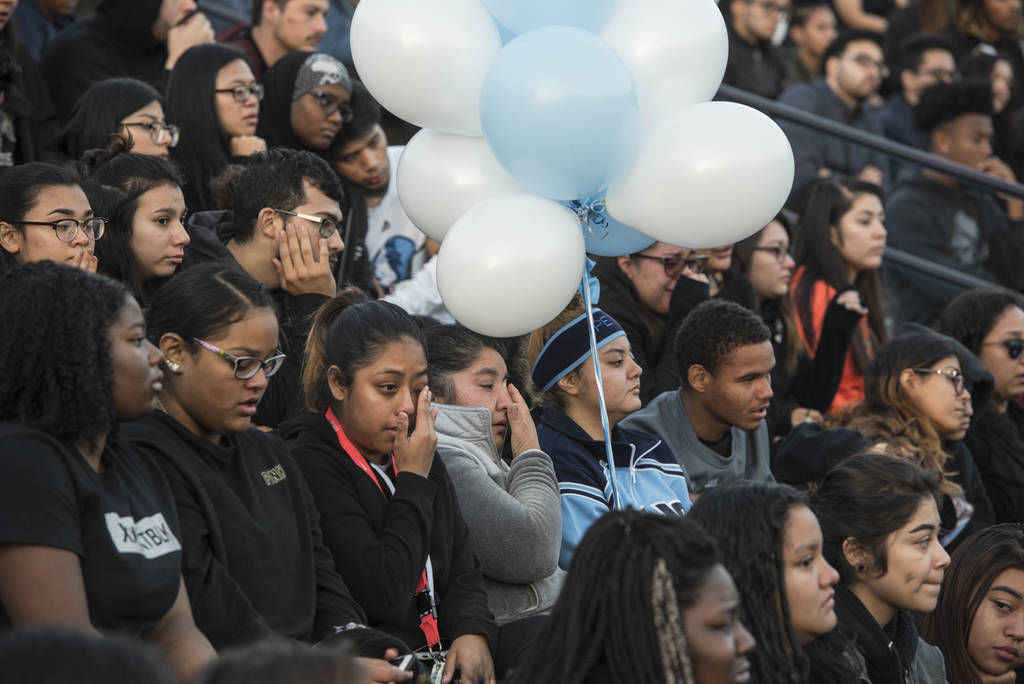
{"left": 526, "top": 295, "right": 692, "bottom": 569}
{"left": 936, "top": 289, "right": 1024, "bottom": 524}
{"left": 121, "top": 263, "right": 381, "bottom": 662}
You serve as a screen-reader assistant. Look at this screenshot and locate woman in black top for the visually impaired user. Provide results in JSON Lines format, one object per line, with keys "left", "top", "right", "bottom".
{"left": 121, "top": 262, "right": 375, "bottom": 653}
{"left": 282, "top": 293, "right": 506, "bottom": 683}
{"left": 936, "top": 288, "right": 1024, "bottom": 523}
{"left": 0, "top": 262, "right": 214, "bottom": 682}
{"left": 732, "top": 214, "right": 862, "bottom": 439}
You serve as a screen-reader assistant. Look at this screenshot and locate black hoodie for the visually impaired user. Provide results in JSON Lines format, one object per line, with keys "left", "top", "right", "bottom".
{"left": 122, "top": 411, "right": 366, "bottom": 649}
{"left": 279, "top": 412, "right": 498, "bottom": 653}
{"left": 40, "top": 0, "right": 171, "bottom": 124}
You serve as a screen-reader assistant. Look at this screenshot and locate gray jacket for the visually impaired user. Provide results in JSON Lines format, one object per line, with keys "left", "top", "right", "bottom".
{"left": 433, "top": 404, "right": 564, "bottom": 624}
{"left": 621, "top": 390, "right": 773, "bottom": 495}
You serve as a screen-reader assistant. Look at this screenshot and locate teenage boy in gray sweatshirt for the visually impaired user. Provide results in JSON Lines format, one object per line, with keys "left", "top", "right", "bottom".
{"left": 622, "top": 299, "right": 774, "bottom": 497}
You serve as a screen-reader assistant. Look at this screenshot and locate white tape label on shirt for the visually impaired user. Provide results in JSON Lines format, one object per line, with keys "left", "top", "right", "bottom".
{"left": 104, "top": 512, "right": 182, "bottom": 559}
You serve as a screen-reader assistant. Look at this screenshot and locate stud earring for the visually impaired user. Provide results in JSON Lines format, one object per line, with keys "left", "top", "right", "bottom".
{"left": 166, "top": 361, "right": 182, "bottom": 373}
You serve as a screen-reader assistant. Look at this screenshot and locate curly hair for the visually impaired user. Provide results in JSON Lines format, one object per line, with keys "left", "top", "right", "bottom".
{"left": 508, "top": 510, "right": 721, "bottom": 684}
{"left": 914, "top": 80, "right": 993, "bottom": 132}
{"left": 828, "top": 332, "right": 963, "bottom": 494}
{"left": 0, "top": 262, "right": 128, "bottom": 447}
{"left": 231, "top": 148, "right": 343, "bottom": 243}
{"left": 690, "top": 482, "right": 861, "bottom": 684}
{"left": 934, "top": 288, "right": 1024, "bottom": 355}
{"left": 674, "top": 299, "right": 771, "bottom": 390}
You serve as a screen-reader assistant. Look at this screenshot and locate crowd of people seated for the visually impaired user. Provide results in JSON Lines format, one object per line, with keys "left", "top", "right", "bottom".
{"left": 2, "top": 0, "right": 1024, "bottom": 683}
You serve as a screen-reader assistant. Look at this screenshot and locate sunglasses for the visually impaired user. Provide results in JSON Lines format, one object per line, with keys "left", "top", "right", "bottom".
{"left": 631, "top": 253, "right": 708, "bottom": 277}
{"left": 982, "top": 338, "right": 1024, "bottom": 360}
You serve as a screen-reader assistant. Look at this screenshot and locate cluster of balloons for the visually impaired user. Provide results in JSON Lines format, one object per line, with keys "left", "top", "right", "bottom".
{"left": 352, "top": 0, "right": 794, "bottom": 337}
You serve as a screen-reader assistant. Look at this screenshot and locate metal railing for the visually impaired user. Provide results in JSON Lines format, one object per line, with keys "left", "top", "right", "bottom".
{"left": 716, "top": 83, "right": 1016, "bottom": 305}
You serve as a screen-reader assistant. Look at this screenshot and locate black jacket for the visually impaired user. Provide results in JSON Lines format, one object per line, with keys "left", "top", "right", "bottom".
{"left": 183, "top": 210, "right": 328, "bottom": 428}
{"left": 40, "top": 0, "right": 170, "bottom": 125}
{"left": 281, "top": 412, "right": 498, "bottom": 652}
{"left": 764, "top": 292, "right": 862, "bottom": 439}
{"left": 123, "top": 411, "right": 365, "bottom": 649}
{"left": 723, "top": 27, "right": 788, "bottom": 99}
{"left": 594, "top": 258, "right": 710, "bottom": 405}
{"left": 885, "top": 174, "right": 1024, "bottom": 325}
{"left": 964, "top": 401, "right": 1024, "bottom": 524}
{"left": 2, "top": 37, "right": 61, "bottom": 165}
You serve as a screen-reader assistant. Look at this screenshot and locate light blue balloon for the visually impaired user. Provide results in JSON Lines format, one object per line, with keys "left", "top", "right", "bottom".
{"left": 564, "top": 194, "right": 656, "bottom": 257}
{"left": 480, "top": 26, "right": 640, "bottom": 202}
{"left": 481, "top": 0, "right": 621, "bottom": 35}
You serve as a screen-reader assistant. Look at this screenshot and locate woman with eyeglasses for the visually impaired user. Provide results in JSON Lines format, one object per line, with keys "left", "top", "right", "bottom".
{"left": 258, "top": 52, "right": 353, "bottom": 156}
{"left": 61, "top": 78, "right": 180, "bottom": 162}
{"left": 828, "top": 331, "right": 995, "bottom": 546}
{"left": 0, "top": 162, "right": 102, "bottom": 275}
{"left": 593, "top": 243, "right": 712, "bottom": 404}
{"left": 792, "top": 178, "right": 888, "bottom": 413}
{"left": 120, "top": 262, "right": 381, "bottom": 657}
{"left": 732, "top": 214, "right": 863, "bottom": 439}
{"left": 79, "top": 140, "right": 190, "bottom": 305}
{"left": 167, "top": 44, "right": 267, "bottom": 212}
{"left": 936, "top": 289, "right": 1024, "bottom": 524}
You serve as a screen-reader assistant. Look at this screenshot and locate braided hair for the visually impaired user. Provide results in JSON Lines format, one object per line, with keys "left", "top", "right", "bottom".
{"left": 0, "top": 262, "right": 129, "bottom": 448}
{"left": 509, "top": 510, "right": 720, "bottom": 684}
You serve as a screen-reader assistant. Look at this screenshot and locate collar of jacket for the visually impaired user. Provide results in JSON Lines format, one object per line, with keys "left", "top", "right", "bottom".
{"left": 433, "top": 404, "right": 503, "bottom": 470}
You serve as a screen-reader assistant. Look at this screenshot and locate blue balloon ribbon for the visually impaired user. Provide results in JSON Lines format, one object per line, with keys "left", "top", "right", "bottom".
{"left": 579, "top": 260, "right": 622, "bottom": 510}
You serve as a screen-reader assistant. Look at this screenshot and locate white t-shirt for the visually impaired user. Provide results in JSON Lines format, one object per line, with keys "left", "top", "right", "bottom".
{"left": 365, "top": 146, "right": 427, "bottom": 291}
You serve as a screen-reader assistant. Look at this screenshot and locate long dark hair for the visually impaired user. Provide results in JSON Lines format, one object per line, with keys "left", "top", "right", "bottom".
{"left": 0, "top": 162, "right": 84, "bottom": 274}
{"left": 812, "top": 452, "right": 943, "bottom": 583}
{"left": 509, "top": 510, "right": 723, "bottom": 684}
{"left": 79, "top": 139, "right": 184, "bottom": 304}
{"left": 690, "top": 482, "right": 860, "bottom": 684}
{"left": 733, "top": 214, "right": 803, "bottom": 375}
{"left": 0, "top": 262, "right": 128, "bottom": 448}
{"left": 302, "top": 290, "right": 426, "bottom": 412}
{"left": 922, "top": 524, "right": 1024, "bottom": 684}
{"left": 793, "top": 179, "right": 888, "bottom": 373}
{"left": 166, "top": 44, "right": 248, "bottom": 211}
{"left": 61, "top": 78, "right": 163, "bottom": 161}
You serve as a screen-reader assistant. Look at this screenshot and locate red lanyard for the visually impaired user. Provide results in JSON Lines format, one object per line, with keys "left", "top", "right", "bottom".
{"left": 323, "top": 408, "right": 440, "bottom": 648}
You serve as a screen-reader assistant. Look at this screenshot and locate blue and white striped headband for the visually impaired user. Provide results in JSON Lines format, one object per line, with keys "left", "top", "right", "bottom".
{"left": 530, "top": 309, "right": 626, "bottom": 393}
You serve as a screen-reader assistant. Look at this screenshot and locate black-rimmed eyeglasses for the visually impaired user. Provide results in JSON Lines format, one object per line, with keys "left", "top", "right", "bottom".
{"left": 631, "top": 253, "right": 708, "bottom": 277}
{"left": 7, "top": 217, "right": 107, "bottom": 242}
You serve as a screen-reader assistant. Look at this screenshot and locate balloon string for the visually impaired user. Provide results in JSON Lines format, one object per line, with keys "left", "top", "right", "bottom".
{"left": 580, "top": 262, "right": 622, "bottom": 510}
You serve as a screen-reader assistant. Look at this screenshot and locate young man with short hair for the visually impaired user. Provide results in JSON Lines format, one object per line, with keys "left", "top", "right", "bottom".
{"left": 723, "top": 0, "right": 790, "bottom": 98}
{"left": 621, "top": 300, "right": 775, "bottom": 497}
{"left": 878, "top": 33, "right": 956, "bottom": 178}
{"left": 218, "top": 0, "right": 329, "bottom": 80}
{"left": 779, "top": 30, "right": 890, "bottom": 206}
{"left": 885, "top": 80, "right": 1024, "bottom": 323}
{"left": 331, "top": 82, "right": 451, "bottom": 321}
{"left": 184, "top": 148, "right": 345, "bottom": 427}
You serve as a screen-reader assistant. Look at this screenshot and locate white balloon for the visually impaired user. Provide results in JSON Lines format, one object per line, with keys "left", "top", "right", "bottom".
{"left": 605, "top": 102, "right": 794, "bottom": 248}
{"left": 351, "top": 0, "right": 501, "bottom": 136}
{"left": 437, "top": 195, "right": 585, "bottom": 337}
{"left": 600, "top": 0, "right": 728, "bottom": 125}
{"left": 397, "top": 130, "right": 525, "bottom": 242}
